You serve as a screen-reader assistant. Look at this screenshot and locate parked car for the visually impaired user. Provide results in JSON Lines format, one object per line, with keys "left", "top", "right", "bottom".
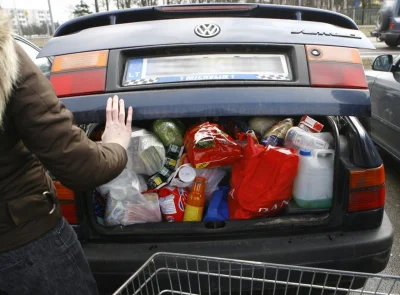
{"left": 371, "top": 0, "right": 400, "bottom": 47}
{"left": 13, "top": 35, "right": 52, "bottom": 78}
{"left": 38, "top": 4, "right": 392, "bottom": 293}
{"left": 365, "top": 54, "right": 400, "bottom": 161}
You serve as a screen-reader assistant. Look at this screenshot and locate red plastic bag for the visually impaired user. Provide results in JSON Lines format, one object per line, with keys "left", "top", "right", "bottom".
{"left": 184, "top": 122, "right": 242, "bottom": 169}
{"left": 228, "top": 134, "right": 299, "bottom": 219}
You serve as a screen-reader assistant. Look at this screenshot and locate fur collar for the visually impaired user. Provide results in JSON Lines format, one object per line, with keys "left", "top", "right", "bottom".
{"left": 0, "top": 11, "right": 19, "bottom": 129}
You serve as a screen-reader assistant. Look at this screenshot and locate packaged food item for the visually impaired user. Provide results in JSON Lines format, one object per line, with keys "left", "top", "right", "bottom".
{"left": 293, "top": 149, "right": 334, "bottom": 209}
{"left": 129, "top": 128, "right": 166, "bottom": 176}
{"left": 248, "top": 117, "right": 277, "bottom": 137}
{"left": 153, "top": 119, "right": 185, "bottom": 146}
{"left": 166, "top": 144, "right": 182, "bottom": 160}
{"left": 159, "top": 167, "right": 173, "bottom": 182}
{"left": 261, "top": 118, "right": 293, "bottom": 147}
{"left": 183, "top": 177, "right": 207, "bottom": 222}
{"left": 298, "top": 116, "right": 324, "bottom": 133}
{"left": 203, "top": 186, "right": 229, "bottom": 222}
{"left": 104, "top": 193, "right": 162, "bottom": 226}
{"left": 147, "top": 173, "right": 164, "bottom": 190}
{"left": 229, "top": 133, "right": 299, "bottom": 219}
{"left": 284, "top": 127, "right": 332, "bottom": 152}
{"left": 184, "top": 122, "right": 241, "bottom": 168}
{"left": 195, "top": 168, "right": 227, "bottom": 199}
{"left": 164, "top": 157, "right": 178, "bottom": 171}
{"left": 158, "top": 186, "right": 189, "bottom": 222}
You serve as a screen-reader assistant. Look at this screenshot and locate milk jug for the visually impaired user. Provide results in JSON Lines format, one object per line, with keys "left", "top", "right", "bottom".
{"left": 292, "top": 149, "right": 334, "bottom": 209}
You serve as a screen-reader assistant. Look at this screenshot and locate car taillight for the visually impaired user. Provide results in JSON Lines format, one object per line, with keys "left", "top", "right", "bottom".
{"left": 305, "top": 45, "right": 367, "bottom": 89}
{"left": 390, "top": 22, "right": 395, "bottom": 30}
{"left": 54, "top": 181, "right": 78, "bottom": 224}
{"left": 348, "top": 165, "right": 385, "bottom": 212}
{"left": 50, "top": 50, "right": 108, "bottom": 98}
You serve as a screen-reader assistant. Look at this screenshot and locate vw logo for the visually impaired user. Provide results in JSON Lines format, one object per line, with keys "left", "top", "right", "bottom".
{"left": 194, "top": 24, "right": 221, "bottom": 38}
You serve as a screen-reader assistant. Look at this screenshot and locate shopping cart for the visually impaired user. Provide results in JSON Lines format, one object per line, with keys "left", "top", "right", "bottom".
{"left": 113, "top": 252, "right": 400, "bottom": 295}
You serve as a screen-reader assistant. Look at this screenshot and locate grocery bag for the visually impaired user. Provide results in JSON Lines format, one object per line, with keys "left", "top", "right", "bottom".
{"left": 228, "top": 134, "right": 299, "bottom": 219}
{"left": 184, "top": 122, "right": 241, "bottom": 169}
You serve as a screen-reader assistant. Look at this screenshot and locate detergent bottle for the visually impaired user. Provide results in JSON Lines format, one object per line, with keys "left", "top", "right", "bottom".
{"left": 293, "top": 149, "right": 335, "bottom": 209}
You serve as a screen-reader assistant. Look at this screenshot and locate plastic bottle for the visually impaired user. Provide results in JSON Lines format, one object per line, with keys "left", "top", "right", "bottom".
{"left": 183, "top": 177, "right": 207, "bottom": 222}
{"left": 284, "top": 127, "right": 332, "bottom": 152}
{"left": 292, "top": 149, "right": 335, "bottom": 209}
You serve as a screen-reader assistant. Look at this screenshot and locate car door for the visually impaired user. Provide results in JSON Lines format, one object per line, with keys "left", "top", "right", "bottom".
{"left": 369, "top": 56, "right": 400, "bottom": 160}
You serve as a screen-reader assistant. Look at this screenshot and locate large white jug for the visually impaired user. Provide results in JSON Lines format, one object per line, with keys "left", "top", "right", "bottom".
{"left": 292, "top": 149, "right": 335, "bottom": 209}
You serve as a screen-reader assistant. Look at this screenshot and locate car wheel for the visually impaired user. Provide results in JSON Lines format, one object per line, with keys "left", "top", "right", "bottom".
{"left": 376, "top": 8, "right": 392, "bottom": 32}
{"left": 385, "top": 40, "right": 398, "bottom": 47}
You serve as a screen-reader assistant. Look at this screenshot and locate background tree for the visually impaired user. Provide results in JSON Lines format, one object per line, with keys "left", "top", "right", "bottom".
{"left": 94, "top": 0, "right": 100, "bottom": 12}
{"left": 101, "top": 0, "right": 111, "bottom": 10}
{"left": 73, "top": 0, "right": 93, "bottom": 17}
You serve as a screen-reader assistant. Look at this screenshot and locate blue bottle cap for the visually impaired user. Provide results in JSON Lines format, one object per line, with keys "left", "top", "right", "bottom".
{"left": 299, "top": 149, "right": 312, "bottom": 156}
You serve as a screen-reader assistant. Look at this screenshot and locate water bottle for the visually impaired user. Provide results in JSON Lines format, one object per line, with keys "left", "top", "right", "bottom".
{"left": 292, "top": 149, "right": 335, "bottom": 209}
{"left": 284, "top": 127, "right": 332, "bottom": 152}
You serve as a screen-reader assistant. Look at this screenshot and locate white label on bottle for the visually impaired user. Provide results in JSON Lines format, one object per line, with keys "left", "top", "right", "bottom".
{"left": 159, "top": 194, "right": 177, "bottom": 214}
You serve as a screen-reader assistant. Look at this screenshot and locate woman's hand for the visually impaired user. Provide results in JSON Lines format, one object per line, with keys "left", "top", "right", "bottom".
{"left": 101, "top": 95, "right": 133, "bottom": 150}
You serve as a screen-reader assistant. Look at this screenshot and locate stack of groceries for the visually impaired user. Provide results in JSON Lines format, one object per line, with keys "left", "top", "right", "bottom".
{"left": 92, "top": 115, "right": 339, "bottom": 227}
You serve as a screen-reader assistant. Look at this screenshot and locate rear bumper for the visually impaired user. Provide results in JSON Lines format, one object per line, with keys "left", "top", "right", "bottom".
{"left": 376, "top": 32, "right": 400, "bottom": 42}
{"left": 84, "top": 213, "right": 393, "bottom": 293}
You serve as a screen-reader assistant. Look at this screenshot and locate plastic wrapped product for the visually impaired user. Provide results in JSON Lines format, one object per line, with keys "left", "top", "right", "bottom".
{"left": 153, "top": 119, "right": 185, "bottom": 146}
{"left": 104, "top": 193, "right": 162, "bottom": 226}
{"left": 129, "top": 128, "right": 166, "bottom": 176}
{"left": 248, "top": 117, "right": 277, "bottom": 137}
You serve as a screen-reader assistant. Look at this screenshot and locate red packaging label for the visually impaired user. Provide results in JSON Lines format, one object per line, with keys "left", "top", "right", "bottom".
{"left": 158, "top": 187, "right": 188, "bottom": 222}
{"left": 298, "top": 116, "right": 324, "bottom": 133}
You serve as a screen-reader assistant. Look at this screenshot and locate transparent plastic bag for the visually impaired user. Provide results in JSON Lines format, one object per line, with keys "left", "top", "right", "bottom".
{"left": 128, "top": 128, "right": 166, "bottom": 176}
{"left": 196, "top": 168, "right": 227, "bottom": 199}
{"left": 104, "top": 193, "right": 162, "bottom": 226}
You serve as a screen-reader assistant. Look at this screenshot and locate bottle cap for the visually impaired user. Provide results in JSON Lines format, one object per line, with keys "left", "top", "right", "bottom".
{"left": 178, "top": 166, "right": 196, "bottom": 183}
{"left": 299, "top": 149, "right": 312, "bottom": 156}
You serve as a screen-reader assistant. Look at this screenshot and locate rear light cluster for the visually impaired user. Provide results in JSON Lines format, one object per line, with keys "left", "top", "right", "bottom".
{"left": 54, "top": 181, "right": 78, "bottom": 224}
{"left": 305, "top": 45, "right": 368, "bottom": 89}
{"left": 50, "top": 50, "right": 108, "bottom": 98}
{"left": 348, "top": 165, "right": 385, "bottom": 212}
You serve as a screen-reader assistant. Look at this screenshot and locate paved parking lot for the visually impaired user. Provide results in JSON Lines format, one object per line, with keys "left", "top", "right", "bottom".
{"left": 380, "top": 154, "right": 400, "bottom": 276}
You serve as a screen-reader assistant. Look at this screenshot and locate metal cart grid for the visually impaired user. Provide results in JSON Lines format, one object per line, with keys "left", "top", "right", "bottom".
{"left": 113, "top": 252, "right": 400, "bottom": 295}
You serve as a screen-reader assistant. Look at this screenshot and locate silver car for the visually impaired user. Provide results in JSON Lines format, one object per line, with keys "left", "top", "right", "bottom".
{"left": 365, "top": 54, "right": 400, "bottom": 161}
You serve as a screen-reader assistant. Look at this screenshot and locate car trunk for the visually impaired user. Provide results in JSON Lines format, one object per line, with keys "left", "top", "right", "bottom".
{"left": 80, "top": 114, "right": 346, "bottom": 239}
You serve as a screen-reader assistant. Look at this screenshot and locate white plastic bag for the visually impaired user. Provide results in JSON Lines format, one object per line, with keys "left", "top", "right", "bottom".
{"left": 128, "top": 128, "right": 165, "bottom": 176}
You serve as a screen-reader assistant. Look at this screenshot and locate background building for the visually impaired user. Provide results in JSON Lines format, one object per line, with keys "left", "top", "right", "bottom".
{"left": 2, "top": 8, "right": 50, "bottom": 33}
